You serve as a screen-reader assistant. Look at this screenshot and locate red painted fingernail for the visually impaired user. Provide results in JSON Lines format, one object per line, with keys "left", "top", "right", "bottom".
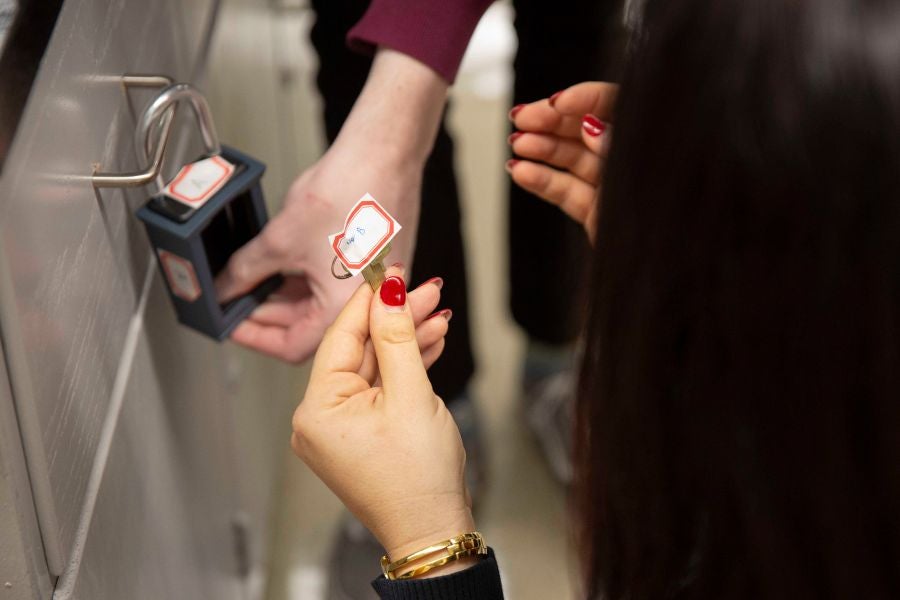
{"left": 582, "top": 114, "right": 606, "bottom": 137}
{"left": 427, "top": 309, "right": 453, "bottom": 322}
{"left": 548, "top": 91, "right": 563, "bottom": 106}
{"left": 415, "top": 277, "right": 444, "bottom": 291}
{"left": 380, "top": 276, "right": 406, "bottom": 307}
{"left": 505, "top": 159, "right": 520, "bottom": 173}
{"left": 508, "top": 104, "right": 525, "bottom": 120}
{"left": 508, "top": 131, "right": 523, "bottom": 144}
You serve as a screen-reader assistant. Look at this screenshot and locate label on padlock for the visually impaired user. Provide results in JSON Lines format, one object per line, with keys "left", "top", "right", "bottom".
{"left": 328, "top": 193, "right": 402, "bottom": 276}
{"left": 163, "top": 156, "right": 236, "bottom": 208}
{"left": 158, "top": 250, "right": 202, "bottom": 301}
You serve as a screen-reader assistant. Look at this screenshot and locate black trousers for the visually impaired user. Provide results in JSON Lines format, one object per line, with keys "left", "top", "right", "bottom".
{"left": 309, "top": 0, "right": 619, "bottom": 401}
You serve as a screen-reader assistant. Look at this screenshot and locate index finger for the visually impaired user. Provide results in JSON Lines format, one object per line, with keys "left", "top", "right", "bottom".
{"left": 512, "top": 102, "right": 584, "bottom": 139}
{"left": 550, "top": 82, "right": 619, "bottom": 120}
{"left": 510, "top": 82, "right": 619, "bottom": 139}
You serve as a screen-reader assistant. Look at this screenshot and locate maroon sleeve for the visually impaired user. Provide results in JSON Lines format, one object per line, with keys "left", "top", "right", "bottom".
{"left": 347, "top": 0, "right": 496, "bottom": 83}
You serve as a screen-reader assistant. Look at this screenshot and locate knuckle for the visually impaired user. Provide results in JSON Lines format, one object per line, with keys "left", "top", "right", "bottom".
{"left": 326, "top": 371, "right": 368, "bottom": 397}
{"left": 561, "top": 194, "right": 585, "bottom": 218}
{"left": 536, "top": 174, "right": 556, "bottom": 196}
{"left": 291, "top": 404, "right": 307, "bottom": 435}
{"left": 378, "top": 319, "right": 416, "bottom": 345}
{"left": 261, "top": 224, "right": 291, "bottom": 257}
{"left": 578, "top": 155, "right": 600, "bottom": 183}
{"left": 290, "top": 431, "right": 307, "bottom": 459}
{"left": 549, "top": 138, "right": 565, "bottom": 161}
{"left": 230, "top": 256, "right": 255, "bottom": 286}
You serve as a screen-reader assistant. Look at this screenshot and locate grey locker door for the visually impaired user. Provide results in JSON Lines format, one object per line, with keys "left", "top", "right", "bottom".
{"left": 0, "top": 0, "right": 298, "bottom": 598}
{"left": 0, "top": 326, "right": 53, "bottom": 599}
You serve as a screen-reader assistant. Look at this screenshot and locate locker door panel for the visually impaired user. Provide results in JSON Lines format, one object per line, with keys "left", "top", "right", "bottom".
{"left": 66, "top": 276, "right": 239, "bottom": 600}
{"left": 224, "top": 345, "right": 299, "bottom": 591}
{"left": 0, "top": 0, "right": 216, "bottom": 574}
{"left": 0, "top": 336, "right": 52, "bottom": 600}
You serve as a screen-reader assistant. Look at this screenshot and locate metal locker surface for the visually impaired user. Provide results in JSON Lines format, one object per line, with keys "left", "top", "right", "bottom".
{"left": 0, "top": 0, "right": 217, "bottom": 575}
{"left": 0, "top": 333, "right": 52, "bottom": 600}
{"left": 56, "top": 275, "right": 242, "bottom": 600}
{"left": 221, "top": 343, "right": 299, "bottom": 594}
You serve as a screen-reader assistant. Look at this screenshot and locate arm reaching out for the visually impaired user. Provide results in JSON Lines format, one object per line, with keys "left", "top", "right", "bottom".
{"left": 216, "top": 49, "right": 448, "bottom": 363}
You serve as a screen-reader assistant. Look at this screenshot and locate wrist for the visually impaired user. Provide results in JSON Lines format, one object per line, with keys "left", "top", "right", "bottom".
{"left": 382, "top": 510, "right": 479, "bottom": 580}
{"left": 385, "top": 515, "right": 476, "bottom": 561}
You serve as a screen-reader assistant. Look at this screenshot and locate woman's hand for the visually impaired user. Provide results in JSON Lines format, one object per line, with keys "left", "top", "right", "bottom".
{"left": 507, "top": 81, "right": 618, "bottom": 242}
{"left": 291, "top": 265, "right": 473, "bottom": 567}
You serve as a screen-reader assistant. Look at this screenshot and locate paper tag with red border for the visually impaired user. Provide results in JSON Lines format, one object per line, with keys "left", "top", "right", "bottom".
{"left": 328, "top": 194, "right": 402, "bottom": 277}
{"left": 163, "top": 156, "right": 236, "bottom": 208}
{"left": 158, "top": 250, "right": 202, "bottom": 302}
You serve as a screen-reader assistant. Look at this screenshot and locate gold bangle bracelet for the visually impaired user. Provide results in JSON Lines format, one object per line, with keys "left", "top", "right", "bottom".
{"left": 380, "top": 531, "right": 488, "bottom": 581}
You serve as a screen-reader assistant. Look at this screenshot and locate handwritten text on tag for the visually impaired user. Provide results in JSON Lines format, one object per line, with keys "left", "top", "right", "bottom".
{"left": 328, "top": 194, "right": 402, "bottom": 277}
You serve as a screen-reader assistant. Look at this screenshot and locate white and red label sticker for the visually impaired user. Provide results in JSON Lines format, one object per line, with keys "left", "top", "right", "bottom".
{"left": 163, "top": 156, "right": 235, "bottom": 208}
{"left": 328, "top": 194, "right": 402, "bottom": 276}
{"left": 158, "top": 250, "right": 201, "bottom": 302}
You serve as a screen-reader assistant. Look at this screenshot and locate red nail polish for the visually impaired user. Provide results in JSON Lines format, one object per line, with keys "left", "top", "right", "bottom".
{"left": 415, "top": 277, "right": 444, "bottom": 291}
{"left": 508, "top": 131, "right": 523, "bottom": 144}
{"left": 505, "top": 159, "right": 520, "bottom": 173}
{"left": 427, "top": 309, "right": 453, "bottom": 322}
{"left": 508, "top": 104, "right": 525, "bottom": 120}
{"left": 548, "top": 91, "right": 563, "bottom": 106}
{"left": 380, "top": 276, "right": 406, "bottom": 307}
{"left": 582, "top": 114, "right": 606, "bottom": 137}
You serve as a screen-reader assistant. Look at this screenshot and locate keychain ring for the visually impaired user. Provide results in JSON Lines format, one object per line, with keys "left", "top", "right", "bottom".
{"left": 331, "top": 256, "right": 353, "bottom": 280}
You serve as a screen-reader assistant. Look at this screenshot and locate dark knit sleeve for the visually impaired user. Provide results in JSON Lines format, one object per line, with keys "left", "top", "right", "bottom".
{"left": 371, "top": 548, "right": 504, "bottom": 599}
{"left": 346, "top": 0, "right": 496, "bottom": 83}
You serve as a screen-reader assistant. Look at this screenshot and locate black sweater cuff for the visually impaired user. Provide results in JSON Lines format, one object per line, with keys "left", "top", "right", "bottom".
{"left": 371, "top": 548, "right": 504, "bottom": 599}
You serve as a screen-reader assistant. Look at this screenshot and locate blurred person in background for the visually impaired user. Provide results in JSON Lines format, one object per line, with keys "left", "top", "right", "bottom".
{"left": 290, "top": 0, "right": 900, "bottom": 597}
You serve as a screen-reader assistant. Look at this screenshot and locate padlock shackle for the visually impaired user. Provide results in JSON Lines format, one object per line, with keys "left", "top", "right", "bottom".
{"left": 137, "top": 82, "right": 221, "bottom": 167}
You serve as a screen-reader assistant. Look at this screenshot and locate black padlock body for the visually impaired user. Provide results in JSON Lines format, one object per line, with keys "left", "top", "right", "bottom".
{"left": 137, "top": 145, "right": 283, "bottom": 340}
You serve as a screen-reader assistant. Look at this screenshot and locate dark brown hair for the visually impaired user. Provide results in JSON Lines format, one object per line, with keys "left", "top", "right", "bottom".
{"left": 575, "top": 0, "right": 900, "bottom": 598}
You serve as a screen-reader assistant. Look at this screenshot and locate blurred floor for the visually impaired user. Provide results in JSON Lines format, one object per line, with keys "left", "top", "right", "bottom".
{"left": 207, "top": 2, "right": 576, "bottom": 599}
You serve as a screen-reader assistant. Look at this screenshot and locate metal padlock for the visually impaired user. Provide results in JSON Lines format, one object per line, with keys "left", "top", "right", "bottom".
{"left": 132, "top": 83, "right": 282, "bottom": 340}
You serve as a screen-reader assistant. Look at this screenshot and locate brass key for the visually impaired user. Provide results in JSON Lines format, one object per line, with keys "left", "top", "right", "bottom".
{"left": 360, "top": 243, "right": 392, "bottom": 291}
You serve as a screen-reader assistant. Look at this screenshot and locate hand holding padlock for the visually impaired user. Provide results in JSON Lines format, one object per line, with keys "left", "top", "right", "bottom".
{"left": 213, "top": 139, "right": 423, "bottom": 362}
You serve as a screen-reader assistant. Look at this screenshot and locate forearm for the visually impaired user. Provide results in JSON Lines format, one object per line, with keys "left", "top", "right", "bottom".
{"left": 331, "top": 47, "right": 448, "bottom": 172}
